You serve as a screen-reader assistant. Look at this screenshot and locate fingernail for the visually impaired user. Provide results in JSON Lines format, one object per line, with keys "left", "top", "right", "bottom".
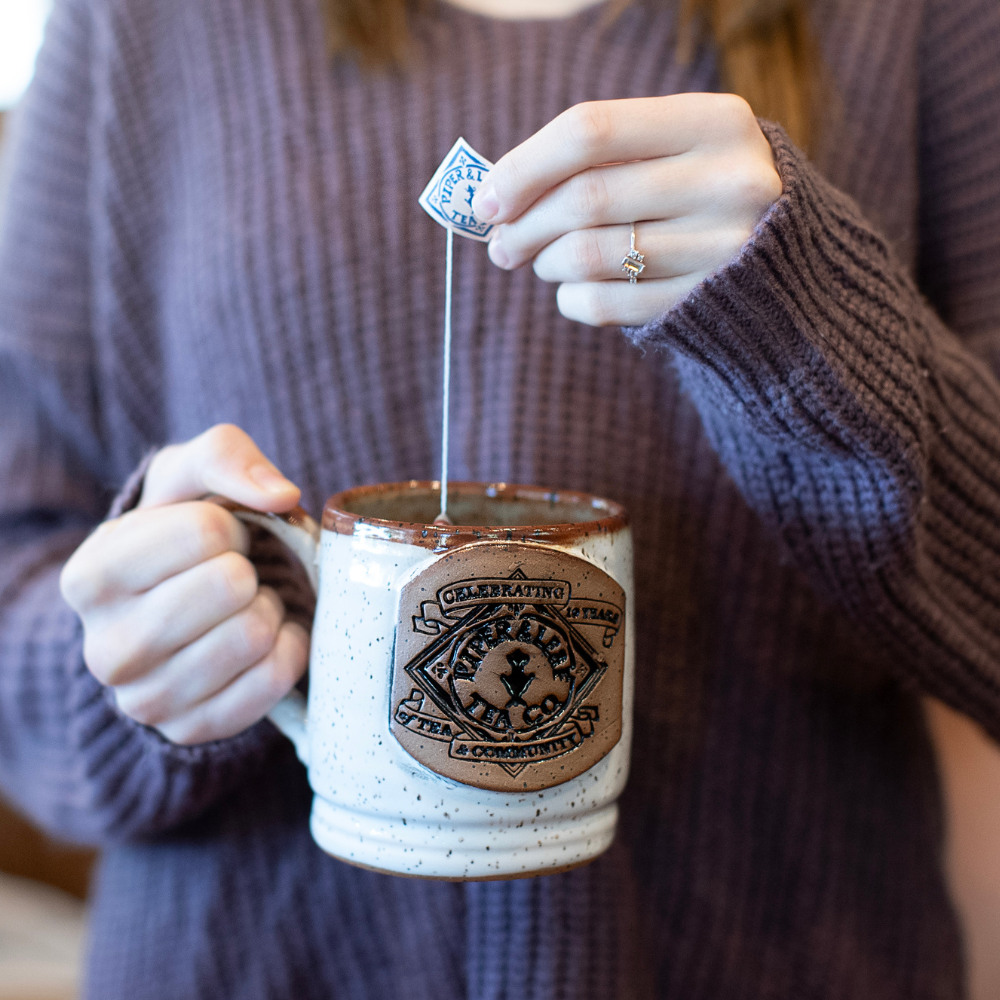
{"left": 488, "top": 233, "right": 510, "bottom": 269}
{"left": 249, "top": 463, "right": 296, "bottom": 495}
{"left": 473, "top": 184, "right": 499, "bottom": 222}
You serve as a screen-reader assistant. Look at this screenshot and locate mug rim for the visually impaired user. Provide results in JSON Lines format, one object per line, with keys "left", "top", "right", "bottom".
{"left": 323, "top": 480, "right": 628, "bottom": 551}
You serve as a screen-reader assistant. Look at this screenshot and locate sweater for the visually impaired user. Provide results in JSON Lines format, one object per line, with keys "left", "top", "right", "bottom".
{"left": 1, "top": 0, "right": 999, "bottom": 996}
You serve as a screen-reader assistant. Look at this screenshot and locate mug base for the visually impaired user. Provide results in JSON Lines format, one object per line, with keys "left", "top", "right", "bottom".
{"left": 310, "top": 796, "right": 618, "bottom": 881}
{"left": 321, "top": 852, "right": 601, "bottom": 881}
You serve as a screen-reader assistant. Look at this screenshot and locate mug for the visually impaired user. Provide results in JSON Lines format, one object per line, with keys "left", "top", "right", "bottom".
{"left": 230, "top": 481, "right": 634, "bottom": 880}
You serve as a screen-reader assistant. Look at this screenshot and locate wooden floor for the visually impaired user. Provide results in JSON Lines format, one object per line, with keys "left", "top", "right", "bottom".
{"left": 0, "top": 871, "right": 87, "bottom": 1000}
{"left": 925, "top": 698, "right": 1000, "bottom": 1000}
{"left": 0, "top": 799, "right": 94, "bottom": 901}
{"left": 0, "top": 798, "right": 92, "bottom": 1000}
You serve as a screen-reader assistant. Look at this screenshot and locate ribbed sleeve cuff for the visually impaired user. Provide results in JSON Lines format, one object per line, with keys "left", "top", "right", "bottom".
{"left": 623, "top": 120, "right": 928, "bottom": 565}
{"left": 626, "top": 120, "right": 921, "bottom": 401}
{"left": 71, "top": 652, "right": 280, "bottom": 840}
{"left": 105, "top": 448, "right": 157, "bottom": 519}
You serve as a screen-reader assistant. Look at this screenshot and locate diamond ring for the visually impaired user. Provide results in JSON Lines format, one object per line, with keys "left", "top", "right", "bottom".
{"left": 621, "top": 224, "right": 645, "bottom": 283}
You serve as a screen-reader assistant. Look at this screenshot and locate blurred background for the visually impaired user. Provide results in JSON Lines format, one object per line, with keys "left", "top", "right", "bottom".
{"left": 1, "top": 8, "right": 92, "bottom": 999}
{"left": 0, "top": 801, "right": 91, "bottom": 1000}
{"left": 0, "top": 0, "right": 51, "bottom": 140}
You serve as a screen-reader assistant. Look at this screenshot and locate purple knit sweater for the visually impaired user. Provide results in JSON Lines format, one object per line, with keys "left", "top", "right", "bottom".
{"left": 1, "top": 0, "right": 999, "bottom": 996}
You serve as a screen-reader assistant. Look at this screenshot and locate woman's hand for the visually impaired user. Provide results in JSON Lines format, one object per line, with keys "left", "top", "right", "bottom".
{"left": 472, "top": 93, "right": 782, "bottom": 327}
{"left": 60, "top": 425, "right": 309, "bottom": 745}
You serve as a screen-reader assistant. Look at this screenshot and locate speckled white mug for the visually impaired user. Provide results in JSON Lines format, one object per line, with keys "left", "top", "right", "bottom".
{"left": 232, "top": 481, "right": 633, "bottom": 880}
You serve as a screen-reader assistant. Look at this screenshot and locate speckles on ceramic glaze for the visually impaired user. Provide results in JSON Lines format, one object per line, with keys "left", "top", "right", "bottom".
{"left": 285, "top": 499, "right": 633, "bottom": 880}
{"left": 309, "top": 796, "right": 619, "bottom": 879}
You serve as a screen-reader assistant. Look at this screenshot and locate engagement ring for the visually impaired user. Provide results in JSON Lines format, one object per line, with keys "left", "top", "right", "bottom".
{"left": 621, "top": 224, "right": 645, "bottom": 283}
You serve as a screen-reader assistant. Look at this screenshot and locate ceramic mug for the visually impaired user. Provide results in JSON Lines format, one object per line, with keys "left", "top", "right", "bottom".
{"left": 227, "top": 481, "right": 633, "bottom": 880}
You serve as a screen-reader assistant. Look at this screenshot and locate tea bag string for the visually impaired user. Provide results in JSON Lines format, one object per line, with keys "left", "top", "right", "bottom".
{"left": 417, "top": 139, "right": 496, "bottom": 525}
{"left": 439, "top": 226, "right": 454, "bottom": 522}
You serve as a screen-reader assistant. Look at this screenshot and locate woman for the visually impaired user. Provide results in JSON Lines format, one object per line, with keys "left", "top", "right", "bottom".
{"left": 1, "top": 0, "right": 998, "bottom": 996}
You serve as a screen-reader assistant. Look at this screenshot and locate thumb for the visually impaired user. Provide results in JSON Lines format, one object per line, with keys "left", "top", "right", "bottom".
{"left": 139, "top": 424, "right": 301, "bottom": 512}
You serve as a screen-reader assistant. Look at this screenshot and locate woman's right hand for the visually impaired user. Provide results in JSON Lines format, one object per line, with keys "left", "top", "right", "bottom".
{"left": 60, "top": 425, "right": 310, "bottom": 745}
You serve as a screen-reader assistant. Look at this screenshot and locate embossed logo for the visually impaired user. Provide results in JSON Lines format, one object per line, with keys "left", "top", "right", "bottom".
{"left": 389, "top": 543, "right": 626, "bottom": 792}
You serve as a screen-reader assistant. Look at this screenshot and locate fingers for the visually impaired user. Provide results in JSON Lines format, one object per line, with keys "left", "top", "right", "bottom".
{"left": 140, "top": 424, "right": 300, "bottom": 512}
{"left": 154, "top": 621, "right": 310, "bottom": 745}
{"left": 84, "top": 550, "right": 259, "bottom": 686}
{"left": 489, "top": 152, "right": 778, "bottom": 271}
{"left": 531, "top": 220, "right": 753, "bottom": 285}
{"left": 472, "top": 93, "right": 757, "bottom": 226}
{"left": 61, "top": 501, "right": 252, "bottom": 609}
{"left": 112, "top": 586, "right": 286, "bottom": 726}
{"left": 60, "top": 423, "right": 311, "bottom": 746}
{"left": 555, "top": 273, "right": 708, "bottom": 328}
{"left": 487, "top": 157, "right": 686, "bottom": 269}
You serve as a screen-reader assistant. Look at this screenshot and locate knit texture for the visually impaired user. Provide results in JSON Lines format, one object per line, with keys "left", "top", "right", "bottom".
{"left": 1, "top": 0, "right": 998, "bottom": 996}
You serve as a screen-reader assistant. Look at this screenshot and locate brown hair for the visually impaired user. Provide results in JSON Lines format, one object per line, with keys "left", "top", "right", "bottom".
{"left": 325, "top": 0, "right": 819, "bottom": 151}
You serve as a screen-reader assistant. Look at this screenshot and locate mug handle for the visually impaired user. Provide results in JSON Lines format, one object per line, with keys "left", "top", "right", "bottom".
{"left": 208, "top": 498, "right": 321, "bottom": 767}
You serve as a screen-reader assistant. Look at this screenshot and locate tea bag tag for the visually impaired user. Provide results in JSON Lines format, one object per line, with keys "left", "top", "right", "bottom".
{"left": 420, "top": 138, "right": 495, "bottom": 524}
{"left": 418, "top": 138, "right": 496, "bottom": 240}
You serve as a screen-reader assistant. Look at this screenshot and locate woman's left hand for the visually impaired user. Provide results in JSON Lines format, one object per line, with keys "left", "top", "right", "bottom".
{"left": 472, "top": 93, "right": 782, "bottom": 327}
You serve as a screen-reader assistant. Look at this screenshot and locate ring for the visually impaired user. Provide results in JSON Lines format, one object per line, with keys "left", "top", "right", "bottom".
{"left": 621, "top": 224, "right": 645, "bottom": 283}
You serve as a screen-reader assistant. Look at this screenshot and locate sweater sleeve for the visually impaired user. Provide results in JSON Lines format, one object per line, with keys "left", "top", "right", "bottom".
{"left": 0, "top": 0, "right": 279, "bottom": 846}
{"left": 625, "top": 1, "right": 1000, "bottom": 741}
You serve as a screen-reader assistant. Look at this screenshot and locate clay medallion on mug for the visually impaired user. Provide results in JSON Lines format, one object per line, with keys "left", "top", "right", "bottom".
{"left": 389, "top": 542, "right": 626, "bottom": 793}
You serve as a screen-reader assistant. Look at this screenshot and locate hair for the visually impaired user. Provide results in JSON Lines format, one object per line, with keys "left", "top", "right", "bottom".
{"left": 324, "top": 0, "right": 819, "bottom": 151}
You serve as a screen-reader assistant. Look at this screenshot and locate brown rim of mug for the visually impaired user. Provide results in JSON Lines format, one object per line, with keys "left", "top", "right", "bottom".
{"left": 322, "top": 480, "right": 628, "bottom": 552}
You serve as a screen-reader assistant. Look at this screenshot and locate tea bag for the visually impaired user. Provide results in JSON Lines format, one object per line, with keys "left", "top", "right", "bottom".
{"left": 418, "top": 138, "right": 496, "bottom": 525}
